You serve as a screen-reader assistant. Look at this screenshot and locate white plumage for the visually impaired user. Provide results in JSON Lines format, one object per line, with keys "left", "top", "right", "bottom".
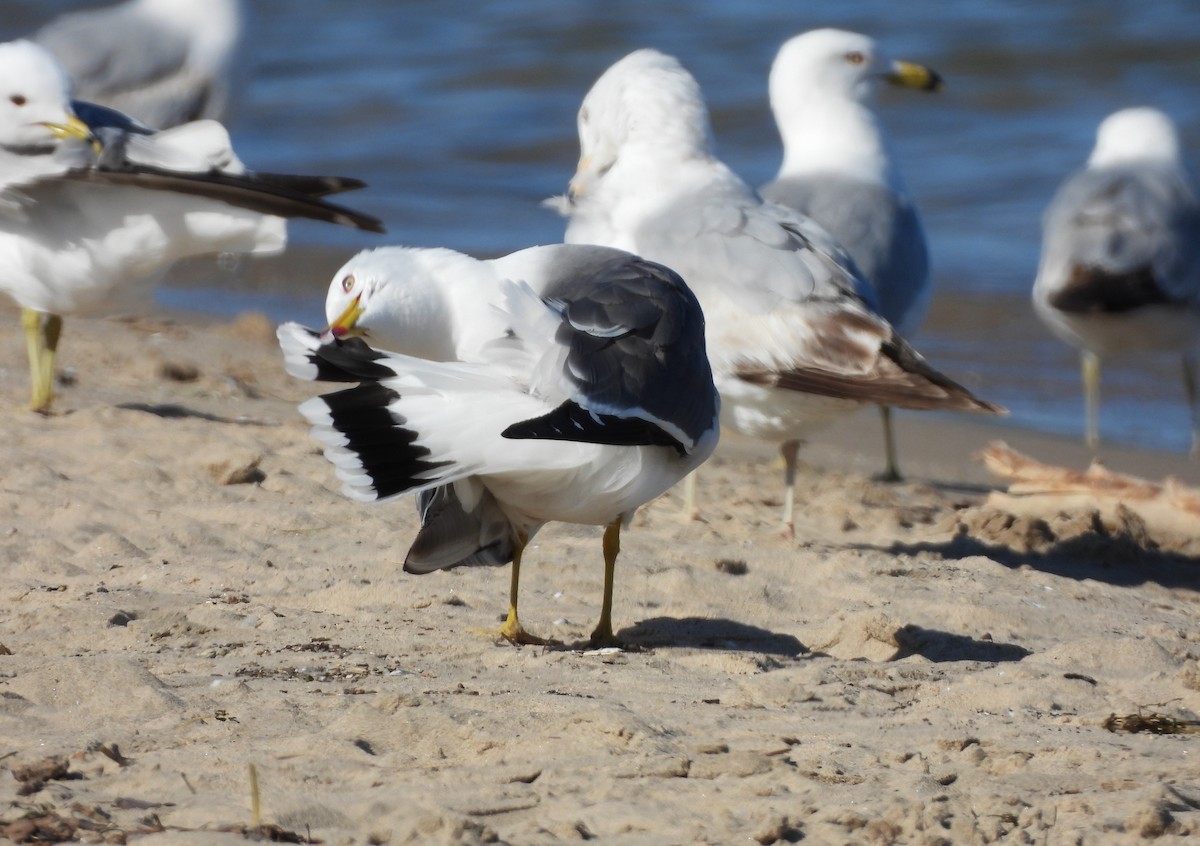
{"left": 760, "top": 29, "right": 942, "bottom": 480}
{"left": 33, "top": 0, "right": 243, "bottom": 129}
{"left": 0, "top": 39, "right": 381, "bottom": 412}
{"left": 1033, "top": 107, "right": 1200, "bottom": 454}
{"left": 281, "top": 244, "right": 720, "bottom": 646}
{"left": 553, "top": 49, "right": 999, "bottom": 533}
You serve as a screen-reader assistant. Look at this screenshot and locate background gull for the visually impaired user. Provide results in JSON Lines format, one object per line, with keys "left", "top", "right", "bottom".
{"left": 1033, "top": 106, "right": 1200, "bottom": 454}
{"left": 278, "top": 244, "right": 720, "bottom": 646}
{"left": 555, "top": 48, "right": 1001, "bottom": 535}
{"left": 32, "top": 0, "right": 243, "bottom": 129}
{"left": 0, "top": 39, "right": 382, "bottom": 412}
{"left": 760, "top": 28, "right": 942, "bottom": 482}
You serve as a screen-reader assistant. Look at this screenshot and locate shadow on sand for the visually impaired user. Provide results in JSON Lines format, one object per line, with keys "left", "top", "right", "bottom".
{"left": 888, "top": 624, "right": 1031, "bottom": 663}
{"left": 615, "top": 616, "right": 806, "bottom": 657}
{"left": 880, "top": 526, "right": 1200, "bottom": 591}
{"left": 117, "top": 401, "right": 277, "bottom": 426}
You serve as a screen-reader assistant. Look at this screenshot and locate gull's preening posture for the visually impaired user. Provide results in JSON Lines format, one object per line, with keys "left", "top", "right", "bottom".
{"left": 319, "top": 246, "right": 526, "bottom": 362}
{"left": 32, "top": 0, "right": 243, "bottom": 129}
{"left": 0, "top": 40, "right": 382, "bottom": 413}
{"left": 554, "top": 49, "right": 1000, "bottom": 535}
{"left": 761, "top": 29, "right": 942, "bottom": 481}
{"left": 279, "top": 244, "right": 720, "bottom": 646}
{"left": 1033, "top": 107, "right": 1200, "bottom": 454}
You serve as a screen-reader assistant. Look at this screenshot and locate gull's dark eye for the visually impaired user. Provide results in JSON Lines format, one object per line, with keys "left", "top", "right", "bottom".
{"left": 580, "top": 107, "right": 589, "bottom": 123}
{"left": 341, "top": 274, "right": 355, "bottom": 293}
{"left": 845, "top": 51, "right": 865, "bottom": 65}
{"left": 9, "top": 94, "right": 26, "bottom": 106}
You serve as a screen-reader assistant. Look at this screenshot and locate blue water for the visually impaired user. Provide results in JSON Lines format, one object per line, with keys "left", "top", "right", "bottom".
{"left": 7, "top": 1, "right": 1200, "bottom": 453}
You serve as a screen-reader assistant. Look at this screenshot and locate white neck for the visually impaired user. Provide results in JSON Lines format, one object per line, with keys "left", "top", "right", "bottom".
{"left": 773, "top": 92, "right": 896, "bottom": 186}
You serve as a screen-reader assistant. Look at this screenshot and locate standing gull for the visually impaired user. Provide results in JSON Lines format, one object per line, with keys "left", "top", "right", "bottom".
{"left": 1033, "top": 107, "right": 1200, "bottom": 454}
{"left": 555, "top": 49, "right": 1000, "bottom": 535}
{"left": 32, "top": 0, "right": 243, "bottom": 129}
{"left": 761, "top": 28, "right": 942, "bottom": 481}
{"left": 279, "top": 244, "right": 720, "bottom": 646}
{"left": 0, "top": 39, "right": 382, "bottom": 412}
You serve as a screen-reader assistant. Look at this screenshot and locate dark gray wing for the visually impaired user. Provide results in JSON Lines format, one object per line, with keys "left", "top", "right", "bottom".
{"left": 762, "top": 175, "right": 929, "bottom": 329}
{"left": 1043, "top": 163, "right": 1200, "bottom": 311}
{"left": 72, "top": 99, "right": 155, "bottom": 136}
{"left": 405, "top": 486, "right": 515, "bottom": 573}
{"left": 502, "top": 251, "right": 718, "bottom": 455}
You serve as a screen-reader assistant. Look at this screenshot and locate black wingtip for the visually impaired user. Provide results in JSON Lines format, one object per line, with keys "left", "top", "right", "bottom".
{"left": 73, "top": 164, "right": 387, "bottom": 234}
{"left": 317, "top": 382, "right": 452, "bottom": 501}
{"left": 502, "top": 400, "right": 687, "bottom": 454}
{"left": 250, "top": 172, "right": 369, "bottom": 198}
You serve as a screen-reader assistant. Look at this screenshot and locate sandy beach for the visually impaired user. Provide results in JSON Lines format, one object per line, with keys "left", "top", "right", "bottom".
{"left": 1, "top": 303, "right": 1198, "bottom": 845}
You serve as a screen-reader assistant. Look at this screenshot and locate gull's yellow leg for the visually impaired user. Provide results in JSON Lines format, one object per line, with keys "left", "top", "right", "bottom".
{"left": 778, "top": 439, "right": 801, "bottom": 539}
{"left": 1082, "top": 351, "right": 1101, "bottom": 450}
{"left": 879, "top": 405, "right": 903, "bottom": 483}
{"left": 588, "top": 518, "right": 623, "bottom": 647}
{"left": 497, "top": 530, "right": 548, "bottom": 646}
{"left": 22, "top": 308, "right": 61, "bottom": 414}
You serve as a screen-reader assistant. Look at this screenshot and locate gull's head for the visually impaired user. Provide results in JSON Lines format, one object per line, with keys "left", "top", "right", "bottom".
{"left": 769, "top": 28, "right": 941, "bottom": 111}
{"left": 1089, "top": 107, "right": 1182, "bottom": 168}
{"left": 324, "top": 250, "right": 385, "bottom": 340}
{"left": 323, "top": 246, "right": 472, "bottom": 357}
{"left": 569, "top": 48, "right": 714, "bottom": 200}
{"left": 0, "top": 40, "right": 90, "bottom": 150}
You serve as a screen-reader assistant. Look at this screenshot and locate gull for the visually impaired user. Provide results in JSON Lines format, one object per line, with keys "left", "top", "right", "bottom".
{"left": 32, "top": 0, "right": 243, "bottom": 129}
{"left": 760, "top": 29, "right": 942, "bottom": 482}
{"left": 554, "top": 48, "right": 1000, "bottom": 535}
{"left": 279, "top": 243, "right": 720, "bottom": 646}
{"left": 1033, "top": 107, "right": 1200, "bottom": 454}
{"left": 0, "top": 39, "right": 383, "bottom": 412}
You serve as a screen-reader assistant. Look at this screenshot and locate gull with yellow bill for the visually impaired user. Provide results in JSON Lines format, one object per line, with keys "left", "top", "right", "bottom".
{"left": 0, "top": 39, "right": 382, "bottom": 412}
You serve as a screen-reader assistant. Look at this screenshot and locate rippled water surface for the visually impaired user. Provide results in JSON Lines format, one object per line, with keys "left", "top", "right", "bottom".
{"left": 7, "top": 1, "right": 1200, "bottom": 453}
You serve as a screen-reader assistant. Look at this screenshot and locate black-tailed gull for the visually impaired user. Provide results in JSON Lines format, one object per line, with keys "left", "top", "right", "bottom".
{"left": 32, "top": 0, "right": 242, "bottom": 129}
{"left": 0, "top": 39, "right": 382, "bottom": 412}
{"left": 553, "top": 48, "right": 1001, "bottom": 535}
{"left": 760, "top": 28, "right": 942, "bottom": 482}
{"left": 278, "top": 244, "right": 720, "bottom": 646}
{"left": 1033, "top": 107, "right": 1200, "bottom": 454}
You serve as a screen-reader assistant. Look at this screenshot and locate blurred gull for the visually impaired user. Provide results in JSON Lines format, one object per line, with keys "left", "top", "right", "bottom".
{"left": 1033, "top": 107, "right": 1200, "bottom": 454}
{"left": 33, "top": 0, "right": 242, "bottom": 129}
{"left": 554, "top": 49, "right": 1000, "bottom": 535}
{"left": 0, "top": 39, "right": 382, "bottom": 412}
{"left": 760, "top": 28, "right": 942, "bottom": 481}
{"left": 279, "top": 244, "right": 720, "bottom": 646}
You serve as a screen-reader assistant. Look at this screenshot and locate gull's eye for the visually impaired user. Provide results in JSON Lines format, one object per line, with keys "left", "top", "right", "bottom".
{"left": 341, "top": 274, "right": 355, "bottom": 293}
{"left": 845, "top": 51, "right": 866, "bottom": 65}
{"left": 580, "top": 106, "right": 589, "bottom": 124}
{"left": 9, "top": 94, "right": 26, "bottom": 106}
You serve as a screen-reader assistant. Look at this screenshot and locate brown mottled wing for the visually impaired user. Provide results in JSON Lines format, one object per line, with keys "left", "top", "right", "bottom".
{"left": 736, "top": 308, "right": 1003, "bottom": 414}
